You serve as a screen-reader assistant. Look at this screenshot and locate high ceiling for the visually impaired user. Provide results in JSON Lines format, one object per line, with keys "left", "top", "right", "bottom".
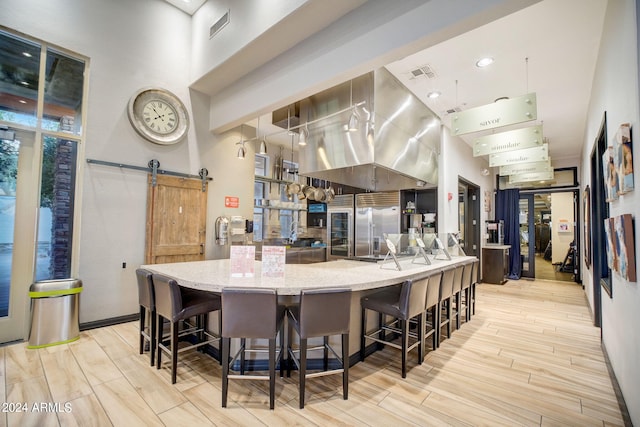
{"left": 246, "top": 0, "right": 607, "bottom": 169}
{"left": 385, "top": 0, "right": 607, "bottom": 164}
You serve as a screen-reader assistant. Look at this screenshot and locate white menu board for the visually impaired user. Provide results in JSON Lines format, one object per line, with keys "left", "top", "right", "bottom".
{"left": 230, "top": 246, "right": 255, "bottom": 277}
{"left": 261, "top": 246, "right": 286, "bottom": 278}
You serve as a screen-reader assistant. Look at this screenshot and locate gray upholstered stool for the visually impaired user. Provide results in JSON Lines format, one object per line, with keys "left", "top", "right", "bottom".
{"left": 452, "top": 264, "right": 465, "bottom": 330}
{"left": 460, "top": 261, "right": 474, "bottom": 324}
{"left": 287, "top": 288, "right": 352, "bottom": 409}
{"left": 152, "top": 273, "right": 221, "bottom": 384}
{"left": 423, "top": 271, "right": 442, "bottom": 351}
{"left": 438, "top": 266, "right": 456, "bottom": 342}
{"left": 470, "top": 259, "right": 479, "bottom": 316}
{"left": 360, "top": 279, "right": 428, "bottom": 378}
{"left": 135, "top": 268, "right": 156, "bottom": 366}
{"left": 221, "top": 288, "right": 286, "bottom": 410}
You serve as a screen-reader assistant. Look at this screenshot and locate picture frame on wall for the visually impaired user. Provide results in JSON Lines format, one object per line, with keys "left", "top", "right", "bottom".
{"left": 602, "top": 147, "right": 619, "bottom": 202}
{"left": 614, "top": 214, "right": 636, "bottom": 282}
{"left": 584, "top": 186, "right": 591, "bottom": 269}
{"left": 604, "top": 217, "right": 617, "bottom": 272}
{"left": 614, "top": 123, "right": 634, "bottom": 194}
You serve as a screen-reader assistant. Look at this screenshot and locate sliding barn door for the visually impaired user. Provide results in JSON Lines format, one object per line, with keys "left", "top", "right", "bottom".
{"left": 145, "top": 175, "right": 208, "bottom": 264}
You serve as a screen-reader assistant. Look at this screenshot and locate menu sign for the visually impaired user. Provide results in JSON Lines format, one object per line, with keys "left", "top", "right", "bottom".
{"left": 452, "top": 93, "right": 537, "bottom": 136}
{"left": 230, "top": 246, "right": 255, "bottom": 277}
{"left": 261, "top": 246, "right": 286, "bottom": 278}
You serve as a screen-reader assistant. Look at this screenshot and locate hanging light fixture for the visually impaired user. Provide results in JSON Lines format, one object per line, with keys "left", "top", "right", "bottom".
{"left": 347, "top": 79, "right": 359, "bottom": 132}
{"left": 257, "top": 116, "right": 267, "bottom": 154}
{"left": 236, "top": 124, "right": 246, "bottom": 159}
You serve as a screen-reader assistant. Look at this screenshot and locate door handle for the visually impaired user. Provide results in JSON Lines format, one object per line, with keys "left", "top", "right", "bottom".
{"left": 200, "top": 244, "right": 204, "bottom": 255}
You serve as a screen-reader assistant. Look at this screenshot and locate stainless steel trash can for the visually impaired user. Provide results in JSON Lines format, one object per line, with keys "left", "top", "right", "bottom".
{"left": 28, "top": 279, "right": 82, "bottom": 349}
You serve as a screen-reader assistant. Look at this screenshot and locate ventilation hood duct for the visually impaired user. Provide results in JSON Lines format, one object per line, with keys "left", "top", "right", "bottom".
{"left": 297, "top": 67, "right": 439, "bottom": 192}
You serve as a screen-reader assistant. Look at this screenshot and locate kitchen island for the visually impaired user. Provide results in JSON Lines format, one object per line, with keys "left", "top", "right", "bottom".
{"left": 141, "top": 255, "right": 476, "bottom": 358}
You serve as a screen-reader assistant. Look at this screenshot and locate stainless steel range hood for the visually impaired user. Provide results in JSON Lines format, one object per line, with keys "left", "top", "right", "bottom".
{"left": 296, "top": 67, "right": 439, "bottom": 191}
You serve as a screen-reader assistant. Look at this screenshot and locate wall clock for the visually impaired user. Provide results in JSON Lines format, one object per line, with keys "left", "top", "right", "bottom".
{"left": 127, "top": 87, "right": 189, "bottom": 145}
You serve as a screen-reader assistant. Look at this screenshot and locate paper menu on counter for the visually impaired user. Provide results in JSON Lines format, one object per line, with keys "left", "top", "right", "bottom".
{"left": 230, "top": 246, "right": 255, "bottom": 277}
{"left": 261, "top": 246, "right": 286, "bottom": 278}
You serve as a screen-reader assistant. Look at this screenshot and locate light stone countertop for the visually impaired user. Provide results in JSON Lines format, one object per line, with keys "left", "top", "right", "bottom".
{"left": 141, "top": 255, "right": 476, "bottom": 295}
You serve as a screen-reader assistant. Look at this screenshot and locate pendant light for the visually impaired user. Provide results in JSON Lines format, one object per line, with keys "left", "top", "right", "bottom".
{"left": 347, "top": 79, "right": 359, "bottom": 132}
{"left": 298, "top": 106, "right": 308, "bottom": 146}
{"left": 257, "top": 116, "right": 267, "bottom": 154}
{"left": 236, "top": 124, "right": 246, "bottom": 159}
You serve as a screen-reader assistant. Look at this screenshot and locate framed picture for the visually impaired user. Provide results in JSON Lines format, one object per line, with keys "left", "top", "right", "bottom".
{"left": 604, "top": 217, "right": 617, "bottom": 272}
{"left": 614, "top": 123, "right": 634, "bottom": 194}
{"left": 584, "top": 186, "right": 591, "bottom": 269}
{"left": 602, "top": 147, "right": 619, "bottom": 202}
{"left": 614, "top": 214, "right": 636, "bottom": 282}
{"left": 558, "top": 221, "right": 571, "bottom": 232}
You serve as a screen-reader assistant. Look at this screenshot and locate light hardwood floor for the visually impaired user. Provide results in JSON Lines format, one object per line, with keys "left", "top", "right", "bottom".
{"left": 1, "top": 279, "right": 627, "bottom": 426}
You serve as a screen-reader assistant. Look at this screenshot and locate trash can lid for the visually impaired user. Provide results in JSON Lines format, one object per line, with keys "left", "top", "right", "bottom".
{"left": 29, "top": 279, "right": 83, "bottom": 297}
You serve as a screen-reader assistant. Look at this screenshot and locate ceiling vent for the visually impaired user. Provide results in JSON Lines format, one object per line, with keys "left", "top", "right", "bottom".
{"left": 210, "top": 10, "right": 230, "bottom": 39}
{"left": 409, "top": 64, "right": 436, "bottom": 79}
{"left": 445, "top": 107, "right": 462, "bottom": 114}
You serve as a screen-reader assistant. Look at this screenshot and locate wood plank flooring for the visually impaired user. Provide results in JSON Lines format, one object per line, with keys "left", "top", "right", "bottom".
{"left": 1, "top": 279, "right": 627, "bottom": 426}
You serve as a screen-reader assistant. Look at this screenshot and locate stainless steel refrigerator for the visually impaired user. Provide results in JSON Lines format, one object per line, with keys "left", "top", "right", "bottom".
{"left": 355, "top": 192, "right": 401, "bottom": 259}
{"left": 326, "top": 194, "right": 354, "bottom": 260}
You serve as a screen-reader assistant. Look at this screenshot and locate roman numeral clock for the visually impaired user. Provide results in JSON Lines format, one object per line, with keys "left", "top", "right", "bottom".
{"left": 127, "top": 87, "right": 189, "bottom": 145}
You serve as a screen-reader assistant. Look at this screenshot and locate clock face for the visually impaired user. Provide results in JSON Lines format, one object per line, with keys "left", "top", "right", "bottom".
{"left": 128, "top": 88, "right": 189, "bottom": 145}
{"left": 142, "top": 100, "right": 177, "bottom": 134}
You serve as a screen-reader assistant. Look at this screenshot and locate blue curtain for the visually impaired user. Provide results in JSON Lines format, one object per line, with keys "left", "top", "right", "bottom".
{"left": 496, "top": 189, "right": 521, "bottom": 279}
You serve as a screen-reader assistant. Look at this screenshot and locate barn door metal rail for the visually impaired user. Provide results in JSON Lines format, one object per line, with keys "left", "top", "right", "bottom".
{"left": 86, "top": 158, "right": 212, "bottom": 191}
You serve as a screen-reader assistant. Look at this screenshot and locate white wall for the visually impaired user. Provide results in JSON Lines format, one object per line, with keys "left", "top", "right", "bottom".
{"left": 1, "top": 0, "right": 196, "bottom": 323}
{"left": 439, "top": 127, "right": 494, "bottom": 239}
{"left": 581, "top": 0, "right": 640, "bottom": 422}
{"left": 550, "top": 192, "right": 575, "bottom": 264}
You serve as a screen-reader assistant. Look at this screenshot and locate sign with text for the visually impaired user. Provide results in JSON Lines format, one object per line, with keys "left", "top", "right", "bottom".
{"left": 452, "top": 92, "right": 537, "bottom": 136}
{"left": 225, "top": 196, "right": 239, "bottom": 208}
{"left": 499, "top": 159, "right": 552, "bottom": 176}
{"left": 261, "top": 246, "right": 286, "bottom": 278}
{"left": 230, "top": 246, "right": 255, "bottom": 277}
{"left": 473, "top": 125, "right": 543, "bottom": 157}
{"left": 490, "top": 143, "right": 548, "bottom": 167}
{"left": 508, "top": 170, "right": 554, "bottom": 183}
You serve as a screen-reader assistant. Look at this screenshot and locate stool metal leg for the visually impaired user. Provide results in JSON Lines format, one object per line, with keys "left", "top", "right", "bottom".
{"left": 342, "top": 333, "right": 349, "bottom": 400}
{"left": 299, "top": 338, "right": 308, "bottom": 408}
{"left": 221, "top": 337, "right": 230, "bottom": 408}
{"left": 269, "top": 338, "right": 276, "bottom": 410}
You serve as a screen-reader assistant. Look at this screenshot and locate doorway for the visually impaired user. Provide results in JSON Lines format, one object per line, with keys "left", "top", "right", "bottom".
{"left": 518, "top": 191, "right": 578, "bottom": 282}
{"left": 458, "top": 178, "right": 480, "bottom": 257}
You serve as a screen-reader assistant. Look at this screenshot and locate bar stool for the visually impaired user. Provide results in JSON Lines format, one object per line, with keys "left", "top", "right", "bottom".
{"left": 152, "top": 274, "right": 222, "bottom": 384}
{"left": 438, "top": 266, "right": 456, "bottom": 343}
{"left": 424, "top": 271, "right": 442, "bottom": 351}
{"left": 360, "top": 279, "right": 428, "bottom": 378}
{"left": 470, "top": 259, "right": 479, "bottom": 316}
{"left": 135, "top": 268, "right": 156, "bottom": 366}
{"left": 287, "top": 288, "right": 351, "bottom": 409}
{"left": 221, "top": 288, "right": 286, "bottom": 410}
{"left": 460, "top": 261, "right": 474, "bottom": 324}
{"left": 452, "top": 264, "right": 465, "bottom": 330}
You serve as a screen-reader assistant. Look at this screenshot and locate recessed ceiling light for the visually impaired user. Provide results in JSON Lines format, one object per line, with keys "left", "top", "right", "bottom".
{"left": 476, "top": 57, "right": 494, "bottom": 68}
{"left": 22, "top": 52, "right": 32, "bottom": 58}
{"left": 427, "top": 91, "right": 441, "bottom": 99}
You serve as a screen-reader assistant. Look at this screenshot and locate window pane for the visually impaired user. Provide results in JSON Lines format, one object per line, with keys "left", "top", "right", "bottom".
{"left": 35, "top": 136, "right": 77, "bottom": 280}
{"left": 42, "top": 48, "right": 84, "bottom": 135}
{"left": 0, "top": 135, "right": 19, "bottom": 317}
{"left": 0, "top": 30, "right": 41, "bottom": 126}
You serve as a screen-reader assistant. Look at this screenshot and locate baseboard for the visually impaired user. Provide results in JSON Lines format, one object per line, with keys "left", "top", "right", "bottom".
{"left": 601, "top": 342, "right": 633, "bottom": 427}
{"left": 80, "top": 313, "right": 138, "bottom": 331}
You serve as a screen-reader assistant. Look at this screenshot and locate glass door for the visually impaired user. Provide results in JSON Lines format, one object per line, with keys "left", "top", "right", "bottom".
{"left": 0, "top": 129, "right": 39, "bottom": 343}
{"left": 519, "top": 195, "right": 535, "bottom": 278}
{"left": 328, "top": 211, "right": 352, "bottom": 259}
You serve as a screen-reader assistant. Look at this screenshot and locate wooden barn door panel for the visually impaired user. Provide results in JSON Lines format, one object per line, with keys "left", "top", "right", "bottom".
{"left": 145, "top": 175, "right": 207, "bottom": 264}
